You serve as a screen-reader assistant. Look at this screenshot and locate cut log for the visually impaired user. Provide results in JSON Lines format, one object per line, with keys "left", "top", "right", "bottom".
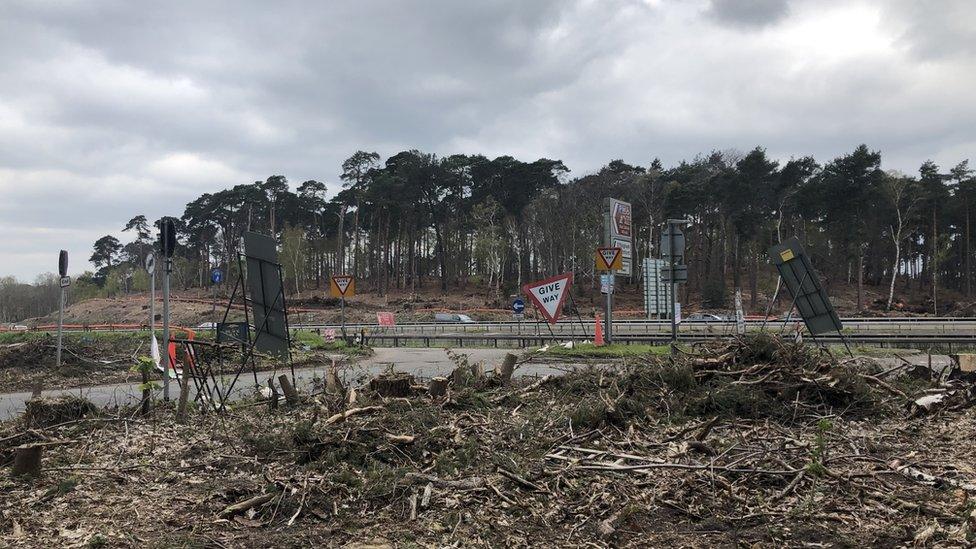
{"left": 429, "top": 377, "right": 449, "bottom": 398}
{"left": 12, "top": 444, "right": 43, "bottom": 478}
{"left": 497, "top": 353, "right": 518, "bottom": 385}
{"left": 279, "top": 375, "right": 300, "bottom": 406}
{"left": 175, "top": 379, "right": 190, "bottom": 423}
{"left": 370, "top": 373, "right": 414, "bottom": 397}
{"left": 219, "top": 492, "right": 276, "bottom": 518}
{"left": 324, "top": 405, "right": 384, "bottom": 425}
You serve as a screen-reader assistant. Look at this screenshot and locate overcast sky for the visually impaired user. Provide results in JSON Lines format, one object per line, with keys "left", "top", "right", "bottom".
{"left": 1, "top": 0, "right": 973, "bottom": 280}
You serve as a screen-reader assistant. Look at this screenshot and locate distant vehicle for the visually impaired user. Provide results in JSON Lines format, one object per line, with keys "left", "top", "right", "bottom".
{"left": 686, "top": 313, "right": 724, "bottom": 321}
{"left": 196, "top": 322, "right": 217, "bottom": 329}
{"left": 12, "top": 325, "right": 28, "bottom": 331}
{"left": 434, "top": 313, "right": 476, "bottom": 323}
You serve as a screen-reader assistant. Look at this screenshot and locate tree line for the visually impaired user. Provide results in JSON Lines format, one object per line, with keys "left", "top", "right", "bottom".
{"left": 67, "top": 145, "right": 975, "bottom": 316}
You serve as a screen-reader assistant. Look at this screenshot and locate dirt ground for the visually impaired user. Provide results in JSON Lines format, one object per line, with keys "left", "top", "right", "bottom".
{"left": 2, "top": 335, "right": 975, "bottom": 547}
{"left": 0, "top": 332, "right": 369, "bottom": 394}
{"left": 20, "top": 280, "right": 976, "bottom": 331}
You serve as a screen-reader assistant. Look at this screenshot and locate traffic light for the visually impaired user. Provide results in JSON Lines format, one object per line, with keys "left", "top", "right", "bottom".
{"left": 159, "top": 219, "right": 177, "bottom": 258}
{"left": 58, "top": 250, "right": 68, "bottom": 277}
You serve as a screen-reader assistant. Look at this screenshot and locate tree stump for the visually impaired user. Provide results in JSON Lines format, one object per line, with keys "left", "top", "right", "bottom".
{"left": 370, "top": 373, "right": 414, "bottom": 397}
{"left": 268, "top": 378, "right": 279, "bottom": 410}
{"left": 278, "top": 375, "right": 300, "bottom": 406}
{"left": 498, "top": 353, "right": 518, "bottom": 385}
{"left": 12, "top": 445, "right": 43, "bottom": 478}
{"left": 470, "top": 361, "right": 484, "bottom": 379}
{"left": 175, "top": 379, "right": 190, "bottom": 423}
{"left": 429, "top": 377, "right": 449, "bottom": 398}
{"left": 325, "top": 359, "right": 345, "bottom": 394}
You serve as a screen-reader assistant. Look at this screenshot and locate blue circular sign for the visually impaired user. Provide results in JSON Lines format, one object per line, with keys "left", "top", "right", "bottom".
{"left": 211, "top": 268, "right": 223, "bottom": 284}
{"left": 512, "top": 298, "right": 525, "bottom": 313}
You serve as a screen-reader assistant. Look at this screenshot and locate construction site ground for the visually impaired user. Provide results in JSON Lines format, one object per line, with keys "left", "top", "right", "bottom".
{"left": 2, "top": 335, "right": 976, "bottom": 547}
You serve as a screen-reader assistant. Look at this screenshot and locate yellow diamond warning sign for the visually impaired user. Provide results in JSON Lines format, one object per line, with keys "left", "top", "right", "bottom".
{"left": 330, "top": 275, "right": 355, "bottom": 298}
{"left": 595, "top": 247, "right": 623, "bottom": 271}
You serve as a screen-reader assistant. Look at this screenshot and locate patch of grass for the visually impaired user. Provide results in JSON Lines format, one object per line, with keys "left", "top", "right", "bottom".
{"left": 544, "top": 343, "right": 669, "bottom": 359}
{"left": 291, "top": 330, "right": 372, "bottom": 356}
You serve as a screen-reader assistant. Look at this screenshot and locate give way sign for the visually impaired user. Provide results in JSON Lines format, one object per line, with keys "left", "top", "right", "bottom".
{"left": 522, "top": 273, "right": 574, "bottom": 324}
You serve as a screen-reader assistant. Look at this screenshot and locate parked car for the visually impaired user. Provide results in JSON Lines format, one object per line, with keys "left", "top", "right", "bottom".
{"left": 686, "top": 313, "right": 725, "bottom": 321}
{"left": 434, "top": 313, "right": 476, "bottom": 323}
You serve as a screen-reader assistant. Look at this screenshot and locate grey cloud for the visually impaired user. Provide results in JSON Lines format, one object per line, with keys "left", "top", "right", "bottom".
{"left": 706, "top": 0, "right": 790, "bottom": 29}
{"left": 0, "top": 0, "right": 974, "bottom": 279}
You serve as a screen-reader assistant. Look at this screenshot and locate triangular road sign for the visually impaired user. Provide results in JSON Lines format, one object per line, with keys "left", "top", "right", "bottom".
{"left": 522, "top": 273, "right": 574, "bottom": 324}
{"left": 330, "top": 275, "right": 355, "bottom": 297}
{"left": 596, "top": 247, "right": 622, "bottom": 271}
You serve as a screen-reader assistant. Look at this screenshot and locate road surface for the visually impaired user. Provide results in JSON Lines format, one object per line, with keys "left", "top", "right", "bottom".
{"left": 0, "top": 347, "right": 577, "bottom": 421}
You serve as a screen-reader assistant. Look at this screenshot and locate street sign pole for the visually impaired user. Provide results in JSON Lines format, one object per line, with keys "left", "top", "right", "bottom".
{"left": 669, "top": 226, "right": 677, "bottom": 354}
{"left": 162, "top": 257, "right": 172, "bottom": 401}
{"left": 603, "top": 199, "right": 612, "bottom": 344}
{"left": 341, "top": 296, "right": 346, "bottom": 340}
{"left": 56, "top": 285, "right": 65, "bottom": 369}
{"left": 56, "top": 250, "right": 69, "bottom": 371}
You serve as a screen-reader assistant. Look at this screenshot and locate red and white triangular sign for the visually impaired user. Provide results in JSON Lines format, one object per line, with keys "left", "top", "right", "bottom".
{"left": 522, "top": 273, "right": 574, "bottom": 324}
{"left": 598, "top": 247, "right": 622, "bottom": 270}
{"left": 333, "top": 275, "right": 353, "bottom": 295}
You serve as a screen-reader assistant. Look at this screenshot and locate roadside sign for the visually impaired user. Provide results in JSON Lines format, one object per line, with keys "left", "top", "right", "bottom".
{"left": 734, "top": 289, "right": 746, "bottom": 335}
{"left": 662, "top": 264, "right": 688, "bottom": 283}
{"left": 211, "top": 268, "right": 223, "bottom": 284}
{"left": 600, "top": 274, "right": 614, "bottom": 294}
{"left": 674, "top": 302, "right": 682, "bottom": 324}
{"left": 376, "top": 312, "right": 395, "bottom": 326}
{"left": 59, "top": 276, "right": 71, "bottom": 288}
{"left": 330, "top": 275, "right": 355, "bottom": 297}
{"left": 661, "top": 226, "right": 685, "bottom": 261}
{"left": 145, "top": 253, "right": 155, "bottom": 273}
{"left": 58, "top": 250, "right": 68, "bottom": 277}
{"left": 595, "top": 247, "right": 623, "bottom": 271}
{"left": 522, "top": 273, "right": 573, "bottom": 324}
{"left": 607, "top": 199, "right": 633, "bottom": 276}
{"left": 642, "top": 258, "right": 672, "bottom": 317}
{"left": 512, "top": 298, "right": 525, "bottom": 314}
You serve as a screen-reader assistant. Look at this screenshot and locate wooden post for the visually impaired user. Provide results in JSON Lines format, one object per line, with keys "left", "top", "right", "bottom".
{"left": 268, "top": 378, "right": 279, "bottom": 410}
{"left": 278, "top": 374, "right": 300, "bottom": 406}
{"left": 498, "top": 353, "right": 518, "bottom": 385}
{"left": 12, "top": 445, "right": 43, "bottom": 478}
{"left": 175, "top": 379, "right": 190, "bottom": 423}
{"left": 429, "top": 377, "right": 449, "bottom": 398}
{"left": 140, "top": 370, "right": 151, "bottom": 416}
{"left": 325, "top": 359, "right": 344, "bottom": 394}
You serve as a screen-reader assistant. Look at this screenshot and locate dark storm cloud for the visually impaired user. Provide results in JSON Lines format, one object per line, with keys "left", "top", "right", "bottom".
{"left": 706, "top": 0, "right": 790, "bottom": 29}
{"left": 0, "top": 0, "right": 974, "bottom": 279}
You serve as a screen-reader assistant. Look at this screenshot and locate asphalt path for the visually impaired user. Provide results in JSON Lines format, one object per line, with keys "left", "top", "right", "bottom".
{"left": 0, "top": 348, "right": 578, "bottom": 421}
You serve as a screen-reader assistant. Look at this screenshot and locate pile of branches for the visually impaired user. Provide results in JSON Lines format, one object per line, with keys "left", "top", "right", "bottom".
{"left": 0, "top": 336, "right": 973, "bottom": 547}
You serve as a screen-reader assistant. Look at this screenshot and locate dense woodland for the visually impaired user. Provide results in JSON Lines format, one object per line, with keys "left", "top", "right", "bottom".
{"left": 3, "top": 145, "right": 974, "bottom": 322}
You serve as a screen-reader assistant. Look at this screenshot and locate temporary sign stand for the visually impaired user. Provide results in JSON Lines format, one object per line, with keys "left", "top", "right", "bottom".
{"left": 330, "top": 275, "right": 355, "bottom": 341}
{"left": 56, "top": 250, "right": 69, "bottom": 371}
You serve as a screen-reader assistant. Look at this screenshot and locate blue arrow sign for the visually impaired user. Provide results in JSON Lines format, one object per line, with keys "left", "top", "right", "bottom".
{"left": 512, "top": 298, "right": 525, "bottom": 313}
{"left": 211, "top": 268, "right": 223, "bottom": 284}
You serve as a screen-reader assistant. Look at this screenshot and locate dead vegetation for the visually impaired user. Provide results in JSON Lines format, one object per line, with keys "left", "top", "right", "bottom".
{"left": 2, "top": 335, "right": 976, "bottom": 547}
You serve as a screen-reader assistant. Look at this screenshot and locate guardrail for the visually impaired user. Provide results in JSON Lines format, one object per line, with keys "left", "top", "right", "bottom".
{"left": 360, "top": 332, "right": 976, "bottom": 352}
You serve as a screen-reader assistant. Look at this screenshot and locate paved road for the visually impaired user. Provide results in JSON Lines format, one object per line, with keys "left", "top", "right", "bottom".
{"left": 0, "top": 348, "right": 576, "bottom": 421}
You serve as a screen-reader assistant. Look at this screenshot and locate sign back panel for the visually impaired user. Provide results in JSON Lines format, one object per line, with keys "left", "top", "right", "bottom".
{"left": 767, "top": 237, "right": 843, "bottom": 336}
{"left": 243, "top": 231, "right": 289, "bottom": 359}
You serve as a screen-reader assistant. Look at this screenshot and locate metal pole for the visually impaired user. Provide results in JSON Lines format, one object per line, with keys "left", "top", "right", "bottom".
{"left": 149, "top": 271, "right": 155, "bottom": 334}
{"left": 604, "top": 280, "right": 612, "bottom": 345}
{"left": 669, "top": 224, "right": 677, "bottom": 355}
{"left": 56, "top": 286, "right": 65, "bottom": 369}
{"left": 162, "top": 257, "right": 172, "bottom": 401}
{"left": 341, "top": 297, "right": 347, "bottom": 341}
